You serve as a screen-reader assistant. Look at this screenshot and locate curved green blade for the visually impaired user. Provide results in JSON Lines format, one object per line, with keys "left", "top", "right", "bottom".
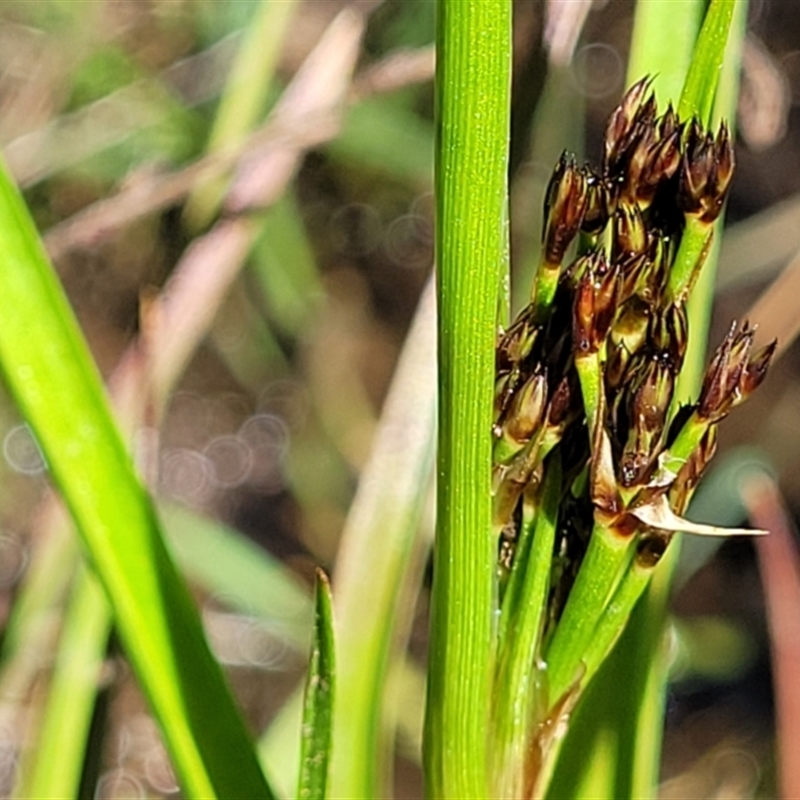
{"left": 0, "top": 154, "right": 272, "bottom": 798}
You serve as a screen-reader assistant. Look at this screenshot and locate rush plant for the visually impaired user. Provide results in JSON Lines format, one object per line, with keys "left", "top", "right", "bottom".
{"left": 0, "top": 1, "right": 774, "bottom": 799}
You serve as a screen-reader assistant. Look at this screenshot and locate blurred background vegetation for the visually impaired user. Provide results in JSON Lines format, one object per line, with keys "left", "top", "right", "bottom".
{"left": 0, "top": 0, "right": 797, "bottom": 797}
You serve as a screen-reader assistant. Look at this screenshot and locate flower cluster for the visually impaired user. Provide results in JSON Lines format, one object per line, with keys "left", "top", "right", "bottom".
{"left": 492, "top": 78, "right": 775, "bottom": 584}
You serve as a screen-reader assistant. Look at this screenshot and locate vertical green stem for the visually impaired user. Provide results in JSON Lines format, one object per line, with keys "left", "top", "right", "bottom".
{"left": 424, "top": 2, "right": 511, "bottom": 798}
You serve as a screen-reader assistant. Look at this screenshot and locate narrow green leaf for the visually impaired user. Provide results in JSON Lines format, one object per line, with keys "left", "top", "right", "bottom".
{"left": 492, "top": 458, "right": 561, "bottom": 799}
{"left": 678, "top": 0, "right": 736, "bottom": 124}
{"left": 329, "top": 279, "right": 436, "bottom": 800}
{"left": 424, "top": 2, "right": 511, "bottom": 797}
{"left": 0, "top": 156, "right": 272, "bottom": 798}
{"left": 184, "top": 0, "right": 299, "bottom": 229}
{"left": 328, "top": 94, "right": 434, "bottom": 187}
{"left": 14, "top": 565, "right": 108, "bottom": 800}
{"left": 161, "top": 503, "right": 313, "bottom": 654}
{"left": 298, "top": 569, "right": 336, "bottom": 800}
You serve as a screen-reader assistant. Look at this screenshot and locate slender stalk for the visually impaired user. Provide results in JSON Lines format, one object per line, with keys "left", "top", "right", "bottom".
{"left": 424, "top": 2, "right": 511, "bottom": 797}
{"left": 493, "top": 459, "right": 561, "bottom": 799}
{"left": 544, "top": 524, "right": 635, "bottom": 705}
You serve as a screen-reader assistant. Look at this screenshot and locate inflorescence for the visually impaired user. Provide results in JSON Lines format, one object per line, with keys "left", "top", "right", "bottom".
{"left": 492, "top": 78, "right": 775, "bottom": 601}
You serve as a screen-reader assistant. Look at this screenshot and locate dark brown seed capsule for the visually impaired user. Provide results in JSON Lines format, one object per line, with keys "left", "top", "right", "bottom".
{"left": 603, "top": 77, "right": 653, "bottom": 177}
{"left": 636, "top": 531, "right": 670, "bottom": 568}
{"left": 542, "top": 153, "right": 589, "bottom": 265}
{"left": 619, "top": 356, "right": 674, "bottom": 487}
{"left": 698, "top": 321, "right": 755, "bottom": 422}
{"left": 504, "top": 370, "right": 548, "bottom": 444}
{"left": 581, "top": 172, "right": 615, "bottom": 235}
{"left": 572, "top": 252, "right": 619, "bottom": 355}
{"left": 614, "top": 203, "right": 648, "bottom": 260}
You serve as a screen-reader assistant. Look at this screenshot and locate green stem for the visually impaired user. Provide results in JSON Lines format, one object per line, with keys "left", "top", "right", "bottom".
{"left": 493, "top": 459, "right": 561, "bottom": 799}
{"left": 544, "top": 524, "right": 635, "bottom": 706}
{"left": 581, "top": 559, "right": 653, "bottom": 686}
{"left": 575, "top": 351, "right": 603, "bottom": 432}
{"left": 531, "top": 260, "right": 561, "bottom": 322}
{"left": 424, "top": 2, "right": 511, "bottom": 797}
{"left": 678, "top": 0, "right": 736, "bottom": 124}
{"left": 668, "top": 215, "right": 713, "bottom": 303}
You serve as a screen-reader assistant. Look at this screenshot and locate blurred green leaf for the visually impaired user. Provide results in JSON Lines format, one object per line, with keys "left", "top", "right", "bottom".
{"left": 161, "top": 502, "right": 312, "bottom": 653}
{"left": 13, "top": 565, "right": 108, "bottom": 800}
{"left": 0, "top": 153, "right": 272, "bottom": 797}
{"left": 329, "top": 94, "right": 433, "bottom": 187}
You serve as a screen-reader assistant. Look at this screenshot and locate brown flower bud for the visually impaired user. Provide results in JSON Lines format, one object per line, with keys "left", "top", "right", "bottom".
{"left": 740, "top": 339, "right": 777, "bottom": 399}
{"left": 572, "top": 252, "right": 619, "bottom": 355}
{"left": 657, "top": 103, "right": 679, "bottom": 140}
{"left": 542, "top": 153, "right": 588, "bottom": 265}
{"left": 614, "top": 203, "right": 648, "bottom": 260}
{"left": 617, "top": 252, "right": 650, "bottom": 301}
{"left": 497, "top": 308, "right": 538, "bottom": 369}
{"left": 698, "top": 321, "right": 755, "bottom": 422}
{"left": 603, "top": 77, "right": 655, "bottom": 178}
{"left": 620, "top": 355, "right": 674, "bottom": 487}
{"left": 504, "top": 370, "right": 548, "bottom": 444}
{"left": 547, "top": 375, "right": 573, "bottom": 428}
{"left": 702, "top": 122, "right": 735, "bottom": 224}
{"left": 621, "top": 120, "right": 657, "bottom": 203}
{"left": 638, "top": 128, "right": 682, "bottom": 205}
{"left": 668, "top": 425, "right": 718, "bottom": 513}
{"left": 649, "top": 302, "right": 688, "bottom": 374}
{"left": 581, "top": 172, "right": 615, "bottom": 235}
{"left": 606, "top": 294, "right": 650, "bottom": 389}
{"left": 678, "top": 119, "right": 735, "bottom": 223}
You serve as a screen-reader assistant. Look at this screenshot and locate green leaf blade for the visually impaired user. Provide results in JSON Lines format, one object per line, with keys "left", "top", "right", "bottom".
{"left": 298, "top": 570, "right": 336, "bottom": 800}
{"left": 678, "top": 0, "right": 736, "bottom": 124}
{"left": 0, "top": 155, "right": 272, "bottom": 799}
{"left": 425, "top": 1, "right": 512, "bottom": 797}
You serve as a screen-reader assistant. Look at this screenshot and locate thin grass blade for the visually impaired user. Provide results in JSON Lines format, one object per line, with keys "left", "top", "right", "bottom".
{"left": 0, "top": 156, "right": 272, "bottom": 798}
{"left": 13, "top": 565, "right": 108, "bottom": 800}
{"left": 298, "top": 569, "right": 336, "bottom": 800}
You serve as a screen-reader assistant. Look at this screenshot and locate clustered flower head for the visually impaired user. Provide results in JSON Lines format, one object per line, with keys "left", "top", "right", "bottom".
{"left": 492, "top": 78, "right": 775, "bottom": 586}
